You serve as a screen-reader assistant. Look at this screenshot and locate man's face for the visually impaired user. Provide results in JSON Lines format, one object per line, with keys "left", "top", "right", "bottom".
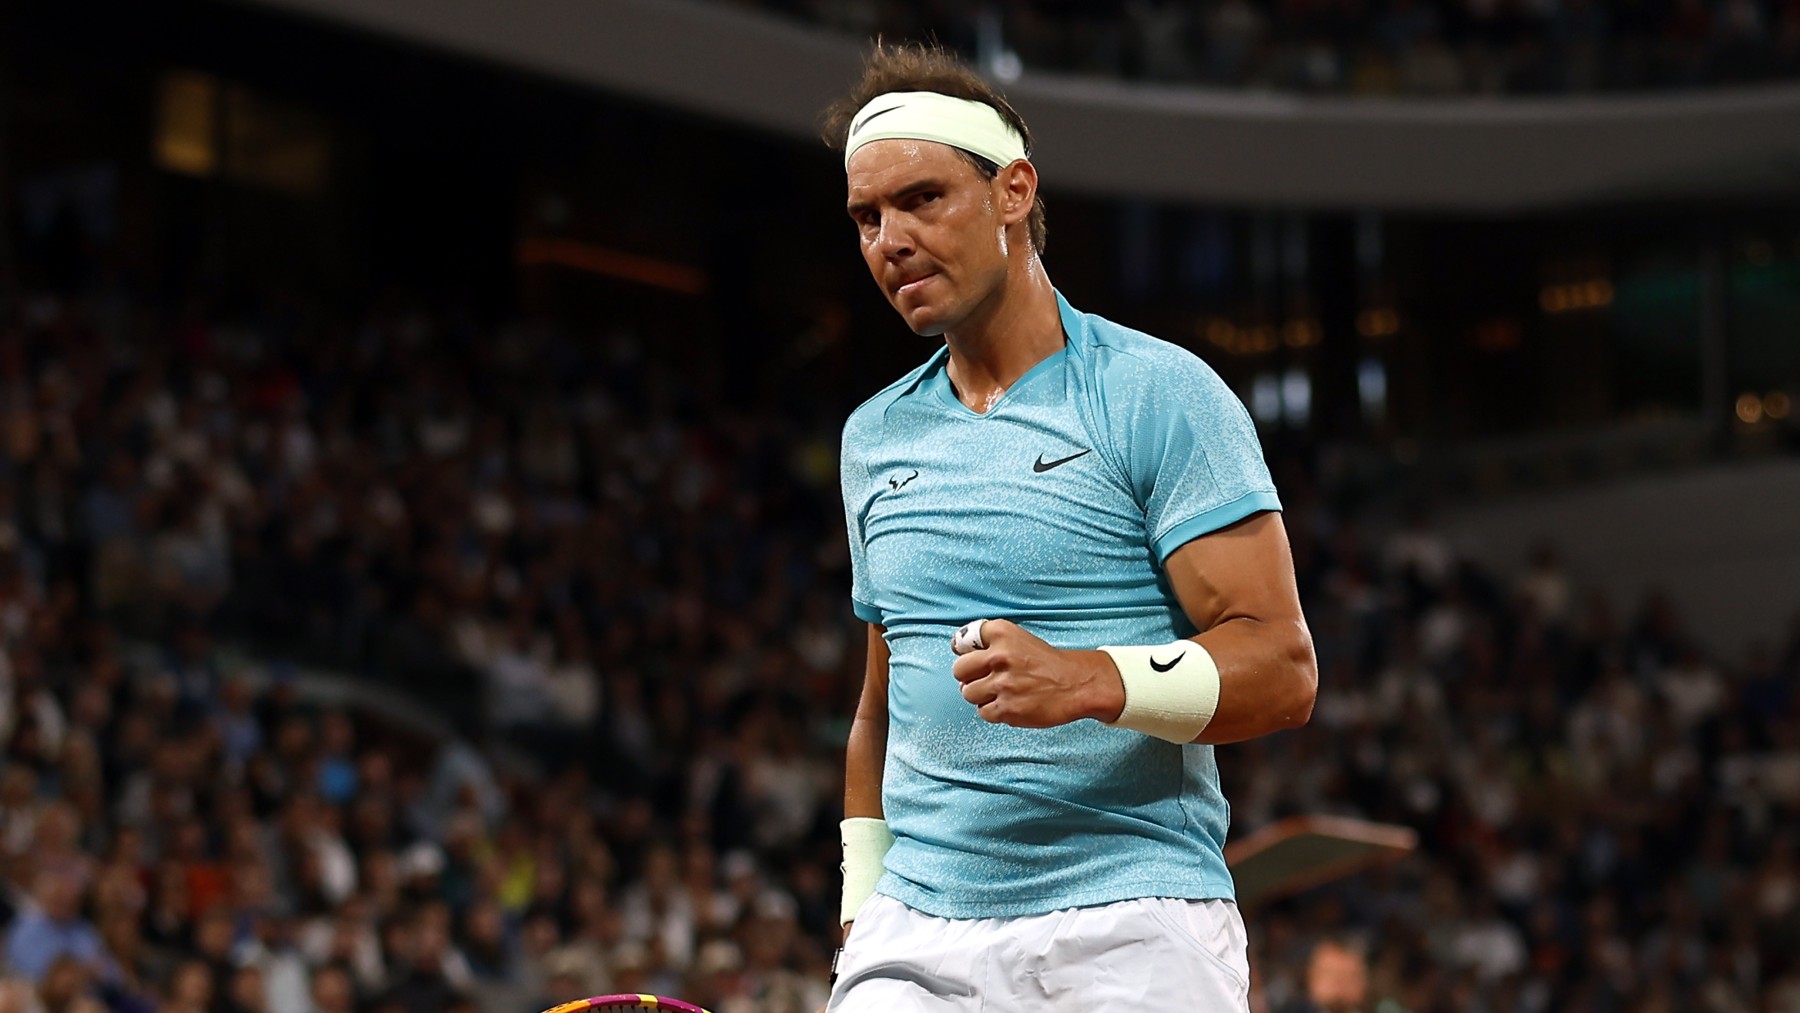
{"left": 311, "top": 968, "right": 351, "bottom": 1013}
{"left": 846, "top": 139, "right": 1012, "bottom": 337}
{"left": 37, "top": 874, "right": 80, "bottom": 921}
{"left": 1306, "top": 943, "right": 1368, "bottom": 1011}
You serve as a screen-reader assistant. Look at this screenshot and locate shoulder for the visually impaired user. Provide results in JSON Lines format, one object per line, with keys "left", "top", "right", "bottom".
{"left": 4, "top": 911, "right": 43, "bottom": 940}
{"left": 841, "top": 351, "right": 941, "bottom": 452}
{"left": 1076, "top": 311, "right": 1233, "bottom": 408}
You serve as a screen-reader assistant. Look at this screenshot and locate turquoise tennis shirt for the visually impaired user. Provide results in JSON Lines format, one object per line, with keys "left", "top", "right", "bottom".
{"left": 839, "top": 290, "right": 1281, "bottom": 919}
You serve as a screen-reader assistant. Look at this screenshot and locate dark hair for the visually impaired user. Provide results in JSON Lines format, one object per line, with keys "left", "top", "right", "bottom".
{"left": 822, "top": 42, "right": 1047, "bottom": 255}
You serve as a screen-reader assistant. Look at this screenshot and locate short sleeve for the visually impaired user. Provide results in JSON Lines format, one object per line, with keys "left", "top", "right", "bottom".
{"left": 840, "top": 420, "right": 885, "bottom": 625}
{"left": 1114, "top": 351, "right": 1281, "bottom": 562}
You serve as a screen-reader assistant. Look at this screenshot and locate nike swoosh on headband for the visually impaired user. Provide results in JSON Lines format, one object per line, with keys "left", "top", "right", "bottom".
{"left": 851, "top": 104, "right": 902, "bottom": 134}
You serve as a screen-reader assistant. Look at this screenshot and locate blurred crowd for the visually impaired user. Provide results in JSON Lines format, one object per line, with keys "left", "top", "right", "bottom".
{"left": 750, "top": 0, "right": 1800, "bottom": 94}
{"left": 0, "top": 289, "right": 849, "bottom": 1013}
{"left": 0, "top": 286, "right": 1795, "bottom": 1013}
{"left": 1244, "top": 501, "right": 1800, "bottom": 1012}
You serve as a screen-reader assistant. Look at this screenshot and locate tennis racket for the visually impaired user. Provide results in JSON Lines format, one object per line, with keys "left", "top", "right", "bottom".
{"left": 541, "top": 997, "right": 712, "bottom": 1013}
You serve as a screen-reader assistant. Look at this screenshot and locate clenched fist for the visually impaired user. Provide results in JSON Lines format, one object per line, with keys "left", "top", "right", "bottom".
{"left": 949, "top": 619, "right": 1126, "bottom": 728}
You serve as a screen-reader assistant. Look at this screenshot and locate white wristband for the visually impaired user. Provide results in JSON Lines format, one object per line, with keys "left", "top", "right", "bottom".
{"left": 840, "top": 817, "right": 895, "bottom": 925}
{"left": 1097, "top": 641, "right": 1221, "bottom": 745}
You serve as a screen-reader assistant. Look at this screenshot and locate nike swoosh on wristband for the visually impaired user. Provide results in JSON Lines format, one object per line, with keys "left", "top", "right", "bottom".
{"left": 1032, "top": 449, "right": 1091, "bottom": 473}
{"left": 1150, "top": 652, "right": 1185, "bottom": 673}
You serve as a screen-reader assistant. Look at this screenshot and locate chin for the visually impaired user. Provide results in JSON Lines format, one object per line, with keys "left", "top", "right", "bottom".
{"left": 896, "top": 295, "right": 954, "bottom": 337}
{"left": 906, "top": 313, "right": 949, "bottom": 337}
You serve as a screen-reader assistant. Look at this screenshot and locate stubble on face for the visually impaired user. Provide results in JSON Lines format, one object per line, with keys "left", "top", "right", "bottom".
{"left": 845, "top": 140, "right": 1008, "bottom": 338}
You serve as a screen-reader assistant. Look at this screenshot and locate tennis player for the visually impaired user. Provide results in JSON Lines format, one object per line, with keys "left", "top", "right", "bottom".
{"left": 822, "top": 44, "right": 1319, "bottom": 1012}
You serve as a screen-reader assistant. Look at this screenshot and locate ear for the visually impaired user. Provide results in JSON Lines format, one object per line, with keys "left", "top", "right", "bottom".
{"left": 995, "top": 160, "right": 1037, "bottom": 230}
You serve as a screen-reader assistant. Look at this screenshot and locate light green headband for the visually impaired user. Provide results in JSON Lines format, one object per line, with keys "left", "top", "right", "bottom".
{"left": 843, "top": 91, "right": 1028, "bottom": 170}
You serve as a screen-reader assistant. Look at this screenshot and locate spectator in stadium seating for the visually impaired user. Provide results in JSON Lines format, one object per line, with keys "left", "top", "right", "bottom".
{"left": 37, "top": 956, "right": 104, "bottom": 1013}
{"left": 484, "top": 614, "right": 554, "bottom": 738}
{"left": 3, "top": 874, "right": 107, "bottom": 985}
{"left": 301, "top": 964, "right": 352, "bottom": 1013}
{"left": 0, "top": 980, "right": 34, "bottom": 1013}
{"left": 160, "top": 959, "right": 214, "bottom": 1013}
{"left": 1278, "top": 936, "right": 1369, "bottom": 1013}
{"left": 222, "top": 964, "right": 267, "bottom": 1013}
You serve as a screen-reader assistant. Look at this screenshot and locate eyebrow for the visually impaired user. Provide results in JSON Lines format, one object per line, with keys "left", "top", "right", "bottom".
{"left": 846, "top": 178, "right": 947, "bottom": 218}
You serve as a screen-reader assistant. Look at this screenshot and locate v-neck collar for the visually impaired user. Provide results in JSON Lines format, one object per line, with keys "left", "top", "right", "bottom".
{"left": 920, "top": 290, "right": 1085, "bottom": 419}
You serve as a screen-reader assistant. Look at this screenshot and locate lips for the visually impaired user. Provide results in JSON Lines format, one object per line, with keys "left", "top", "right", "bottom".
{"left": 895, "top": 272, "right": 937, "bottom": 297}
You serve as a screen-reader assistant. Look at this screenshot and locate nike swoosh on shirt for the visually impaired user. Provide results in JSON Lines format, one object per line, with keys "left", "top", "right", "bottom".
{"left": 1032, "top": 449, "right": 1092, "bottom": 473}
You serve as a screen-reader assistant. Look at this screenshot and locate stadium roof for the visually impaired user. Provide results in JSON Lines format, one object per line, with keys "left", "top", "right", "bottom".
{"left": 234, "top": 0, "right": 1800, "bottom": 211}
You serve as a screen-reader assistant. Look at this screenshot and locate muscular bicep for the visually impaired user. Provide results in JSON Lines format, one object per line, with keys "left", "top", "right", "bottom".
{"left": 1162, "top": 511, "right": 1304, "bottom": 633}
{"left": 1161, "top": 511, "right": 1317, "bottom": 742}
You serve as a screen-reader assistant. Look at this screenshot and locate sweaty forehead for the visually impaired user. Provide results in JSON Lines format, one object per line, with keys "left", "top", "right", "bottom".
{"left": 846, "top": 139, "right": 982, "bottom": 200}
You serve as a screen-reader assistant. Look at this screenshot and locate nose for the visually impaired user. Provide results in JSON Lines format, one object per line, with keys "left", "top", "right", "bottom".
{"left": 873, "top": 215, "right": 915, "bottom": 262}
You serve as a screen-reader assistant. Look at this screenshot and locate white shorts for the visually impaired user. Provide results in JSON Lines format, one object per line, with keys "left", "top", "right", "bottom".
{"left": 827, "top": 893, "right": 1251, "bottom": 1012}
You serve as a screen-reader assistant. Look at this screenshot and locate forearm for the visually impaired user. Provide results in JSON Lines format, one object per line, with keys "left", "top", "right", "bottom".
{"left": 845, "top": 622, "right": 890, "bottom": 817}
{"left": 840, "top": 625, "right": 892, "bottom": 936}
{"left": 1188, "top": 614, "right": 1316, "bottom": 743}
{"left": 843, "top": 711, "right": 887, "bottom": 818}
{"left": 1073, "top": 615, "right": 1315, "bottom": 745}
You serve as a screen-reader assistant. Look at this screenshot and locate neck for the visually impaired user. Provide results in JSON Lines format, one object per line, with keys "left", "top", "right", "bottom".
{"left": 942, "top": 254, "right": 1061, "bottom": 414}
